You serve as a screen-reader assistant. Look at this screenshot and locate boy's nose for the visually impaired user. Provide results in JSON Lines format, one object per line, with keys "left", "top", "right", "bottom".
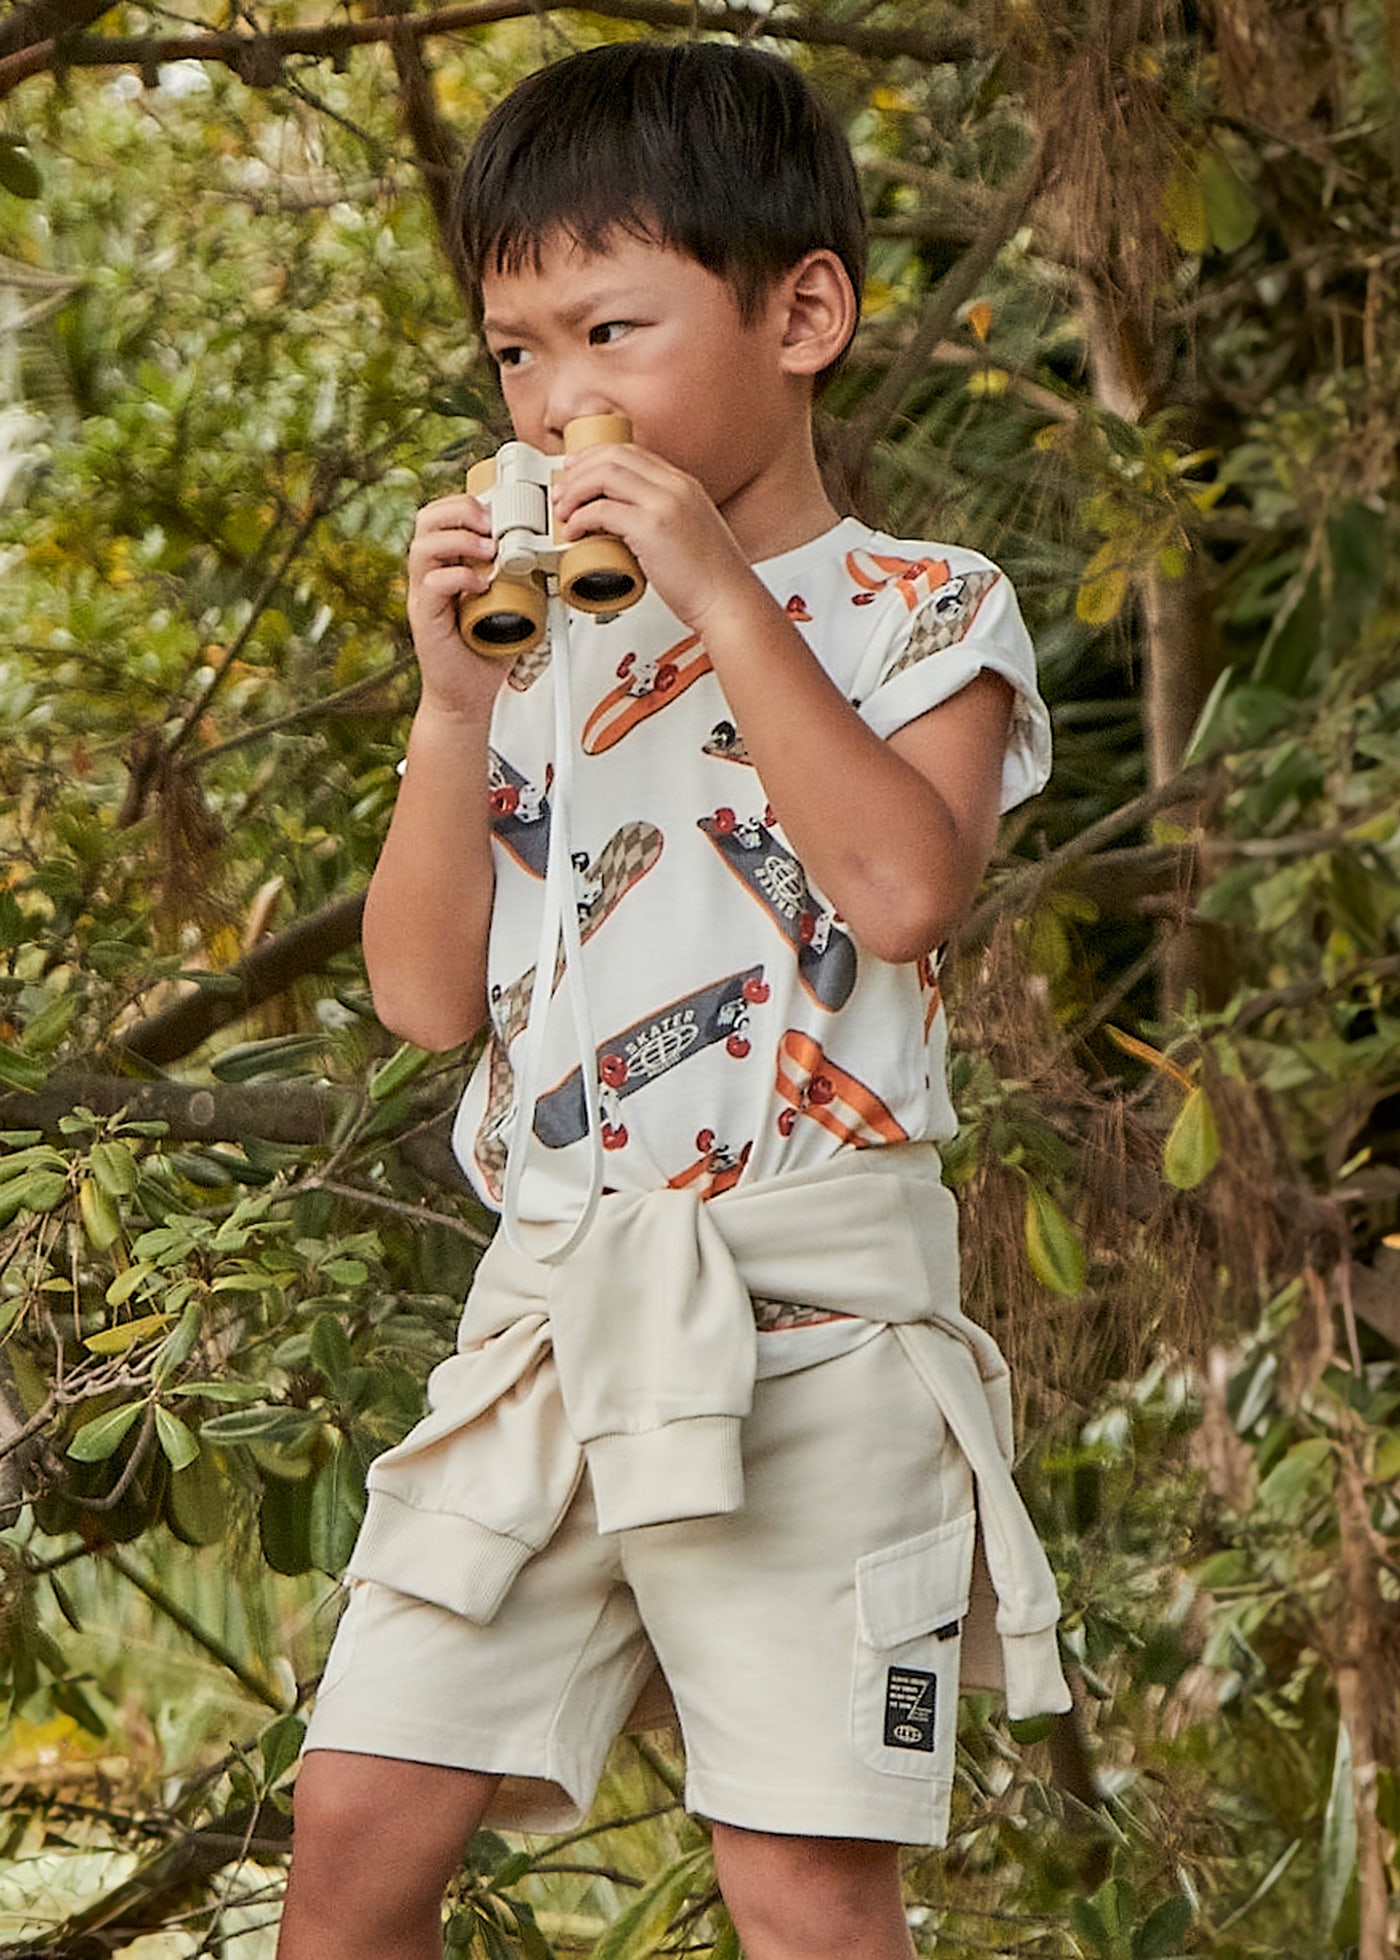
{"left": 544, "top": 386, "right": 621, "bottom": 448}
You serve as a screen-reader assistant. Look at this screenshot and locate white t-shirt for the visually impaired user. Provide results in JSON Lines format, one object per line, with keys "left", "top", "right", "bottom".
{"left": 450, "top": 517, "right": 1051, "bottom": 1371}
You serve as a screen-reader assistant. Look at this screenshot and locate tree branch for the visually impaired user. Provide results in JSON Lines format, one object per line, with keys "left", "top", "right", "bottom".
{"left": 118, "top": 892, "right": 366, "bottom": 1066}
{"left": 0, "top": 2, "right": 979, "bottom": 103}
{"left": 0, "top": 1074, "right": 351, "bottom": 1145}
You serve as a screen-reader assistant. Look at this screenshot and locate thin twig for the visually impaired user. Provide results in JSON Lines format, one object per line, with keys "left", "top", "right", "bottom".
{"left": 106, "top": 1548, "right": 291, "bottom": 1711}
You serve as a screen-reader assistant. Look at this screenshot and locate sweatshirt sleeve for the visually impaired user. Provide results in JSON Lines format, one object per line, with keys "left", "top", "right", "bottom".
{"left": 855, "top": 557, "right": 1052, "bottom": 814}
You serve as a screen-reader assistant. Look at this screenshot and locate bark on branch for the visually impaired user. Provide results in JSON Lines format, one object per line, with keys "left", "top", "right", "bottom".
{"left": 0, "top": 1, "right": 979, "bottom": 102}
{"left": 118, "top": 892, "right": 367, "bottom": 1067}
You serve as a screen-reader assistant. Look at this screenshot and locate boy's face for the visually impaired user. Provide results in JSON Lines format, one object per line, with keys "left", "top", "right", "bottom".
{"left": 479, "top": 230, "right": 807, "bottom": 515}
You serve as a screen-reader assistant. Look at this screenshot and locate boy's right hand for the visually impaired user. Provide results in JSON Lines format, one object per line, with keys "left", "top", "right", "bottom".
{"left": 406, "top": 492, "right": 505, "bottom": 720}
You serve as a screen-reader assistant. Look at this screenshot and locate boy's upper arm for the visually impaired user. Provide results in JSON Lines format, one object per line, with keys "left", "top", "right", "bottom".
{"left": 886, "top": 668, "right": 1016, "bottom": 884}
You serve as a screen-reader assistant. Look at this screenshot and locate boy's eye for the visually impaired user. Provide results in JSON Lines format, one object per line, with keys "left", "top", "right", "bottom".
{"left": 588, "top": 321, "right": 632, "bottom": 346}
{"left": 492, "top": 345, "right": 529, "bottom": 370}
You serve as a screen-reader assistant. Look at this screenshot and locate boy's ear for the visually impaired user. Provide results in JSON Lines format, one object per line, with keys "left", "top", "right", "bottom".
{"left": 775, "top": 250, "right": 858, "bottom": 377}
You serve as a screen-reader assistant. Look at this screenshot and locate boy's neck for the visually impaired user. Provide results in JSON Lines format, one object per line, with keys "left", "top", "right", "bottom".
{"left": 719, "top": 423, "right": 843, "bottom": 567}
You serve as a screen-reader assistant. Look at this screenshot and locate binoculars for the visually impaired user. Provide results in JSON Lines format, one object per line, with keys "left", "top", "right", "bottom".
{"left": 459, "top": 413, "right": 646, "bottom": 657}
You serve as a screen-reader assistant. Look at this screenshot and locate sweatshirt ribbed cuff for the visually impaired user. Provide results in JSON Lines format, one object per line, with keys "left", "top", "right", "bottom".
{"left": 586, "top": 1416, "right": 745, "bottom": 1532}
{"left": 346, "top": 1489, "right": 534, "bottom": 1624}
{"left": 999, "top": 1629, "right": 1073, "bottom": 1721}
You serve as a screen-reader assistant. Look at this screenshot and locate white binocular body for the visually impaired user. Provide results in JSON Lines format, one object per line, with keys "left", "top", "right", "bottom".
{"left": 459, "top": 412, "right": 646, "bottom": 657}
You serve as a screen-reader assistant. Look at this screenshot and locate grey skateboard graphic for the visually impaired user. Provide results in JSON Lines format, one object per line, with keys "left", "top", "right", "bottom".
{"left": 471, "top": 820, "right": 664, "bottom": 1195}
{"left": 531, "top": 964, "right": 769, "bottom": 1152}
{"left": 488, "top": 749, "right": 551, "bottom": 879}
{"left": 697, "top": 810, "right": 856, "bottom": 1012}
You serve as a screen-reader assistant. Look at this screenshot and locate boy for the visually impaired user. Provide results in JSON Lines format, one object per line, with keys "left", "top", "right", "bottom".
{"left": 279, "top": 40, "right": 1068, "bottom": 1960}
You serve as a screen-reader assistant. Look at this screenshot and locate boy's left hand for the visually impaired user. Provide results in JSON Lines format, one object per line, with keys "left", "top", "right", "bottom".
{"left": 550, "top": 441, "right": 756, "bottom": 636}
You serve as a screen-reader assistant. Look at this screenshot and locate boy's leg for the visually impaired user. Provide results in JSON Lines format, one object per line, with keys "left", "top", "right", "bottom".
{"left": 277, "top": 1750, "right": 500, "bottom": 1960}
{"left": 711, "top": 1824, "right": 915, "bottom": 1960}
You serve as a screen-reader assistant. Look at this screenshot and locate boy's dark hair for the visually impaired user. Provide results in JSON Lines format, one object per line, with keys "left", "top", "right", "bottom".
{"left": 455, "top": 40, "right": 866, "bottom": 362}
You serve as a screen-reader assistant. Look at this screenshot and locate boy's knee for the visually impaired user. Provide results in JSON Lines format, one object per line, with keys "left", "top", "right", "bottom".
{"left": 712, "top": 1825, "right": 908, "bottom": 1953}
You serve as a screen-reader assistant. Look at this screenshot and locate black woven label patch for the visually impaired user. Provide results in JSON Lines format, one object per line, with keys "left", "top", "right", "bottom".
{"left": 884, "top": 1666, "right": 937, "bottom": 1752}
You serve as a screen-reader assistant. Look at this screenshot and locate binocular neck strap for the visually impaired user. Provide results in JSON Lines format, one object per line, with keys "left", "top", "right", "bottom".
{"left": 500, "top": 588, "right": 605, "bottom": 1263}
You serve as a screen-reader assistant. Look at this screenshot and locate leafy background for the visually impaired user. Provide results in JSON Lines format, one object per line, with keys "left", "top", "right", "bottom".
{"left": 1, "top": 1, "right": 1399, "bottom": 1955}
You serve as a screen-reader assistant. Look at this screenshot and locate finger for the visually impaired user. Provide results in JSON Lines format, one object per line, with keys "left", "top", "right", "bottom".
{"left": 408, "top": 528, "right": 497, "bottom": 571}
{"left": 413, "top": 495, "right": 494, "bottom": 535}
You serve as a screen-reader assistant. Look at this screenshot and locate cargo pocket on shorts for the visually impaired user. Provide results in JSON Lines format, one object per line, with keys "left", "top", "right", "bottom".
{"left": 851, "top": 1509, "right": 975, "bottom": 1783}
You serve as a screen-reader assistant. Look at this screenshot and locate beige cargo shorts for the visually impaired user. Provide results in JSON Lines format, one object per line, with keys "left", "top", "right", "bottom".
{"left": 303, "top": 1327, "right": 977, "bottom": 1845}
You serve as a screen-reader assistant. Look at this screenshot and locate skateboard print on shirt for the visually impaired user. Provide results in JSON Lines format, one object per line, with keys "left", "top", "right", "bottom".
{"left": 884, "top": 569, "right": 1001, "bottom": 679}
{"left": 845, "top": 549, "right": 951, "bottom": 611}
{"left": 581, "top": 632, "right": 712, "bottom": 755}
{"left": 697, "top": 809, "right": 856, "bottom": 1012}
{"left": 488, "top": 750, "right": 552, "bottom": 879}
{"left": 774, "top": 1030, "right": 908, "bottom": 1148}
{"left": 668, "top": 1131, "right": 753, "bottom": 1200}
{"left": 471, "top": 820, "right": 664, "bottom": 1196}
{"left": 531, "top": 965, "right": 769, "bottom": 1151}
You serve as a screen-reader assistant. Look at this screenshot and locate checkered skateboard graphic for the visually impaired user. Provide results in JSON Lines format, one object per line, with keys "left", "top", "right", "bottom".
{"left": 506, "top": 636, "right": 553, "bottom": 693}
{"left": 884, "top": 569, "right": 1000, "bottom": 678}
{"left": 774, "top": 1029, "right": 908, "bottom": 1147}
{"left": 471, "top": 820, "right": 664, "bottom": 1197}
{"left": 697, "top": 812, "right": 856, "bottom": 1012}
{"left": 581, "top": 632, "right": 711, "bottom": 755}
{"left": 532, "top": 965, "right": 767, "bottom": 1151}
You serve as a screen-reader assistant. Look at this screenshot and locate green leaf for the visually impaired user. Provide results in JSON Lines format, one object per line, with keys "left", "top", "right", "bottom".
{"left": 210, "top": 1035, "right": 328, "bottom": 1083}
{"left": 310, "top": 1312, "right": 353, "bottom": 1385}
{"left": 1319, "top": 1719, "right": 1357, "bottom": 1939}
{"left": 259, "top": 1712, "right": 307, "bottom": 1787}
{"left": 1162, "top": 1085, "right": 1220, "bottom": 1189}
{"left": 308, "top": 1442, "right": 365, "bottom": 1574}
{"left": 90, "top": 1141, "right": 140, "bottom": 1197}
{"left": 154, "top": 1405, "right": 200, "bottom": 1471}
{"left": 1259, "top": 1436, "right": 1334, "bottom": 1517}
{"left": 1132, "top": 1894, "right": 1193, "bottom": 1959}
{"left": 0, "top": 137, "right": 42, "bottom": 201}
{"left": 67, "top": 1402, "right": 145, "bottom": 1463}
{"left": 1023, "top": 1180, "right": 1086, "bottom": 1296}
{"left": 0, "top": 1050, "right": 48, "bottom": 1097}
{"left": 1198, "top": 146, "right": 1259, "bottom": 252}
{"left": 200, "top": 1405, "right": 323, "bottom": 1446}
{"left": 588, "top": 1846, "right": 710, "bottom": 1960}
{"left": 369, "top": 1040, "right": 433, "bottom": 1102}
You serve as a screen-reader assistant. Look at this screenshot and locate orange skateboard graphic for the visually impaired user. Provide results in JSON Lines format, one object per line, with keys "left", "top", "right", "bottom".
{"left": 581, "top": 632, "right": 711, "bottom": 754}
{"left": 668, "top": 1131, "right": 753, "bottom": 1200}
{"left": 917, "top": 947, "right": 946, "bottom": 1037}
{"left": 845, "top": 550, "right": 950, "bottom": 612}
{"left": 774, "top": 1030, "right": 908, "bottom": 1148}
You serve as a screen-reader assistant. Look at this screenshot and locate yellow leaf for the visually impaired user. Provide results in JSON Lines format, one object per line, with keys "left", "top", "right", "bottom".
{"left": 967, "top": 365, "right": 1010, "bottom": 397}
{"left": 84, "top": 1312, "right": 170, "bottom": 1355}
{"left": 1163, "top": 1085, "right": 1221, "bottom": 1189}
{"left": 1105, "top": 1025, "right": 1196, "bottom": 1092}
{"left": 966, "top": 299, "right": 993, "bottom": 343}
{"left": 863, "top": 276, "right": 895, "bottom": 318}
{"left": 1076, "top": 566, "right": 1128, "bottom": 626}
{"left": 1023, "top": 1182, "right": 1087, "bottom": 1297}
{"left": 1161, "top": 152, "right": 1209, "bottom": 253}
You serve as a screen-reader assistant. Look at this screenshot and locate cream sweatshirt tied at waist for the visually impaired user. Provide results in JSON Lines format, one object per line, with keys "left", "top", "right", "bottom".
{"left": 347, "top": 1144, "right": 1073, "bottom": 1721}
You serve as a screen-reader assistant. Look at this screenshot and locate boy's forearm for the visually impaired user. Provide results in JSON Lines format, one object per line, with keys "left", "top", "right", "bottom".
{"left": 362, "top": 706, "right": 496, "bottom": 1050}
{"left": 697, "top": 579, "right": 992, "bottom": 962}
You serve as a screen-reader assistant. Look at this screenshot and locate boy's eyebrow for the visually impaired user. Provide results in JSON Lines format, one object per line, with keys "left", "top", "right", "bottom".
{"left": 481, "top": 286, "right": 649, "bottom": 337}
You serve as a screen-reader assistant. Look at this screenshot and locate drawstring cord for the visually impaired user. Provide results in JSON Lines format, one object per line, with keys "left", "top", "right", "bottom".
{"left": 500, "top": 588, "right": 605, "bottom": 1261}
